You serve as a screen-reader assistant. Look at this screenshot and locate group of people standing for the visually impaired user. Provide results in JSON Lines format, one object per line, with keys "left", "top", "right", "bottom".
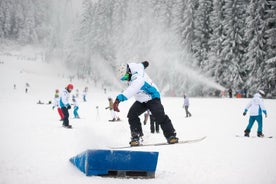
{"left": 52, "top": 85, "right": 89, "bottom": 128}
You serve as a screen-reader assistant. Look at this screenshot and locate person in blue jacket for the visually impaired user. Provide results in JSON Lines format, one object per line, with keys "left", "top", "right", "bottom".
{"left": 60, "top": 84, "right": 74, "bottom": 128}
{"left": 113, "top": 61, "right": 178, "bottom": 146}
{"left": 243, "top": 90, "right": 267, "bottom": 137}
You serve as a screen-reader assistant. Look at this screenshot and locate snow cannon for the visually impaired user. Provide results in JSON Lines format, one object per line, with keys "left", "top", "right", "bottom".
{"left": 69, "top": 149, "right": 159, "bottom": 178}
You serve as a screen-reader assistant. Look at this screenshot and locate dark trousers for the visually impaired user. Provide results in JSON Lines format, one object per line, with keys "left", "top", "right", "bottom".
{"left": 184, "top": 106, "right": 191, "bottom": 117}
{"left": 61, "top": 107, "right": 69, "bottom": 126}
{"left": 127, "top": 99, "right": 176, "bottom": 139}
{"left": 150, "top": 115, "right": 159, "bottom": 133}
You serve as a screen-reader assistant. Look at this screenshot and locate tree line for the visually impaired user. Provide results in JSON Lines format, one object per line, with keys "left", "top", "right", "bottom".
{"left": 1, "top": 0, "right": 275, "bottom": 97}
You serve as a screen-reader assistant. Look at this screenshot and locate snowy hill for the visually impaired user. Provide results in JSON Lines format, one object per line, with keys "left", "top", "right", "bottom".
{"left": 0, "top": 54, "right": 276, "bottom": 184}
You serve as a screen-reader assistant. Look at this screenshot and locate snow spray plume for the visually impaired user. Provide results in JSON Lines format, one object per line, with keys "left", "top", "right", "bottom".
{"left": 111, "top": 1, "right": 225, "bottom": 96}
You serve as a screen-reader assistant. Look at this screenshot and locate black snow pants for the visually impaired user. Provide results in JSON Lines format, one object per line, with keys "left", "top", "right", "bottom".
{"left": 61, "top": 107, "right": 69, "bottom": 126}
{"left": 127, "top": 98, "right": 176, "bottom": 140}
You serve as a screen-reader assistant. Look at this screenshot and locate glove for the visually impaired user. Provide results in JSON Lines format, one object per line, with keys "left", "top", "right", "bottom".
{"left": 113, "top": 99, "right": 120, "bottom": 112}
{"left": 67, "top": 104, "right": 71, "bottom": 110}
{"left": 243, "top": 112, "right": 246, "bottom": 116}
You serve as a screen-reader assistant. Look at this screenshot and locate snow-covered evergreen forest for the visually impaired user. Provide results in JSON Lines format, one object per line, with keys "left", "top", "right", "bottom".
{"left": 0, "top": 0, "right": 275, "bottom": 97}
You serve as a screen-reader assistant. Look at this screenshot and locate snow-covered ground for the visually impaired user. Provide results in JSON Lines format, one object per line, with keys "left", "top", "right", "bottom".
{"left": 0, "top": 54, "right": 276, "bottom": 184}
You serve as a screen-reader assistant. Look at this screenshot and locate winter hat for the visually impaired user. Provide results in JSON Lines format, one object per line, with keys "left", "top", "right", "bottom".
{"left": 258, "top": 90, "right": 265, "bottom": 96}
{"left": 67, "top": 84, "right": 74, "bottom": 90}
{"left": 142, "top": 61, "right": 149, "bottom": 69}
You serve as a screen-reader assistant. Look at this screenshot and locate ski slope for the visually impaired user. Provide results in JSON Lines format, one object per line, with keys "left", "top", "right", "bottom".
{"left": 0, "top": 54, "right": 276, "bottom": 184}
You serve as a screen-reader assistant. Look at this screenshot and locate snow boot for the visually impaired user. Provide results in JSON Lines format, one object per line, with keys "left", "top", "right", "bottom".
{"left": 129, "top": 137, "right": 140, "bottom": 147}
{"left": 63, "top": 124, "right": 72, "bottom": 129}
{"left": 257, "top": 132, "right": 264, "bottom": 137}
{"left": 244, "top": 130, "right": 250, "bottom": 137}
{"left": 167, "top": 136, "right": 179, "bottom": 144}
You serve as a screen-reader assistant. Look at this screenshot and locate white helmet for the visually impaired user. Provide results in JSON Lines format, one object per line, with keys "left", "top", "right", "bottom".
{"left": 116, "top": 63, "right": 127, "bottom": 79}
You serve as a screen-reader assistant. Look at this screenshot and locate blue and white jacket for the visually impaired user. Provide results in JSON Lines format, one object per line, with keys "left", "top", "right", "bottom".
{"left": 244, "top": 93, "right": 267, "bottom": 116}
{"left": 60, "top": 89, "right": 71, "bottom": 108}
{"left": 116, "top": 63, "right": 160, "bottom": 103}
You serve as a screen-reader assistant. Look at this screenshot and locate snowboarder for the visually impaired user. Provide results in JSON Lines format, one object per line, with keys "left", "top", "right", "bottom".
{"left": 183, "top": 94, "right": 192, "bottom": 117}
{"left": 72, "top": 95, "right": 80, "bottom": 119}
{"left": 243, "top": 90, "right": 267, "bottom": 137}
{"left": 60, "top": 84, "right": 74, "bottom": 128}
{"left": 105, "top": 97, "right": 120, "bottom": 121}
{"left": 113, "top": 61, "right": 178, "bottom": 146}
{"left": 53, "top": 89, "right": 64, "bottom": 121}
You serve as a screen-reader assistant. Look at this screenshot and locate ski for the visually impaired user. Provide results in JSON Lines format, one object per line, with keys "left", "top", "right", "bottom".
{"left": 109, "top": 136, "right": 206, "bottom": 149}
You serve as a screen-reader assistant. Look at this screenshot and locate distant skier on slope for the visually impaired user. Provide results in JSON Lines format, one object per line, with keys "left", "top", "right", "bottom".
{"left": 72, "top": 95, "right": 80, "bottom": 119}
{"left": 113, "top": 61, "right": 178, "bottom": 146}
{"left": 183, "top": 94, "right": 192, "bottom": 118}
{"left": 243, "top": 90, "right": 267, "bottom": 137}
{"left": 60, "top": 84, "right": 74, "bottom": 128}
{"left": 105, "top": 97, "right": 120, "bottom": 121}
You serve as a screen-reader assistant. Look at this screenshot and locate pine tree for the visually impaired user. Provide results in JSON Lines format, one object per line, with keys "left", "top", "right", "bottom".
{"left": 179, "top": 0, "right": 198, "bottom": 53}
{"left": 220, "top": 0, "right": 247, "bottom": 89}
{"left": 244, "top": 0, "right": 271, "bottom": 94}
{"left": 192, "top": 0, "right": 213, "bottom": 68}
{"left": 207, "top": 0, "right": 225, "bottom": 80}
{"left": 264, "top": 0, "right": 276, "bottom": 96}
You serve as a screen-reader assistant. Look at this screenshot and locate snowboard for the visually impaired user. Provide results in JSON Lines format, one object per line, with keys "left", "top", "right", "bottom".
{"left": 235, "top": 135, "right": 273, "bottom": 138}
{"left": 109, "top": 136, "right": 206, "bottom": 149}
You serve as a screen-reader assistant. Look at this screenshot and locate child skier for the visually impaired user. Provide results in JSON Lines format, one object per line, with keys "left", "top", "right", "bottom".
{"left": 105, "top": 97, "right": 120, "bottom": 121}
{"left": 113, "top": 61, "right": 178, "bottom": 146}
{"left": 53, "top": 89, "right": 64, "bottom": 121}
{"left": 72, "top": 95, "right": 80, "bottom": 119}
{"left": 243, "top": 90, "right": 267, "bottom": 137}
{"left": 60, "top": 84, "right": 74, "bottom": 128}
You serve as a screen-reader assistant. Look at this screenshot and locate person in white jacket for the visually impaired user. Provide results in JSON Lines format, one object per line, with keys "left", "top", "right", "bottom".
{"left": 183, "top": 94, "right": 192, "bottom": 117}
{"left": 60, "top": 84, "right": 74, "bottom": 128}
{"left": 113, "top": 61, "right": 178, "bottom": 146}
{"left": 243, "top": 90, "right": 267, "bottom": 137}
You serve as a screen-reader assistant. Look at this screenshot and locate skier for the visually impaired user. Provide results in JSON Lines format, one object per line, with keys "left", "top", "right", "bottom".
{"left": 113, "top": 61, "right": 178, "bottom": 146}
{"left": 60, "top": 84, "right": 74, "bottom": 128}
{"left": 105, "top": 97, "right": 120, "bottom": 121}
{"left": 183, "top": 94, "right": 192, "bottom": 117}
{"left": 83, "top": 87, "right": 88, "bottom": 102}
{"left": 72, "top": 95, "right": 80, "bottom": 119}
{"left": 243, "top": 90, "right": 267, "bottom": 137}
{"left": 52, "top": 89, "right": 64, "bottom": 121}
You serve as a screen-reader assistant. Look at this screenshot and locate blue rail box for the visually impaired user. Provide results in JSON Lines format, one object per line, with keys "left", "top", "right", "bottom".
{"left": 70, "top": 149, "right": 159, "bottom": 178}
